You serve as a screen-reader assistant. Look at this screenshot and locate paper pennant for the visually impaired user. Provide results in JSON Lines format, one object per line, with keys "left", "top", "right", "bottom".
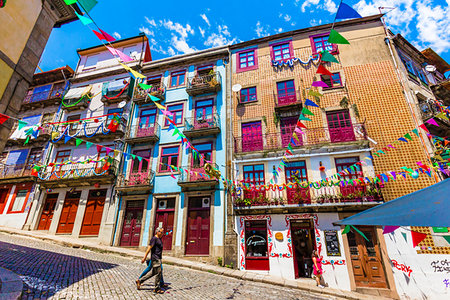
{"left": 0, "top": 114, "right": 10, "bottom": 124}
{"left": 418, "top": 124, "right": 429, "bottom": 132}
{"left": 411, "top": 231, "right": 427, "bottom": 247}
{"left": 316, "top": 64, "right": 333, "bottom": 76}
{"left": 78, "top": 0, "right": 98, "bottom": 12}
{"left": 398, "top": 137, "right": 408, "bottom": 143}
{"left": 320, "top": 50, "right": 339, "bottom": 63}
{"left": 390, "top": 171, "right": 397, "bottom": 180}
{"left": 75, "top": 11, "right": 93, "bottom": 25}
{"left": 96, "top": 145, "right": 102, "bottom": 152}
{"left": 18, "top": 120, "right": 28, "bottom": 130}
{"left": 308, "top": 90, "right": 323, "bottom": 97}
{"left": 105, "top": 147, "right": 112, "bottom": 156}
{"left": 301, "top": 107, "right": 315, "bottom": 116}
{"left": 383, "top": 226, "right": 399, "bottom": 234}
{"left": 328, "top": 29, "right": 350, "bottom": 45}
{"left": 149, "top": 95, "right": 161, "bottom": 102}
{"left": 296, "top": 121, "right": 307, "bottom": 129}
{"left": 404, "top": 133, "right": 413, "bottom": 141}
{"left": 154, "top": 102, "right": 166, "bottom": 110}
{"left": 335, "top": 2, "right": 362, "bottom": 20}
{"left": 131, "top": 154, "right": 136, "bottom": 160}
{"left": 342, "top": 225, "right": 351, "bottom": 234}
{"left": 64, "top": 135, "right": 72, "bottom": 144}
{"left": 411, "top": 128, "right": 419, "bottom": 137}
{"left": 51, "top": 132, "right": 59, "bottom": 140}
{"left": 304, "top": 99, "right": 319, "bottom": 107}
{"left": 426, "top": 118, "right": 439, "bottom": 127}
{"left": 139, "top": 83, "right": 152, "bottom": 90}
{"left": 312, "top": 81, "right": 329, "bottom": 88}
{"left": 351, "top": 225, "right": 369, "bottom": 242}
{"left": 299, "top": 115, "right": 312, "bottom": 121}
{"left": 401, "top": 232, "right": 408, "bottom": 242}
{"left": 435, "top": 112, "right": 449, "bottom": 121}
{"left": 294, "top": 127, "right": 304, "bottom": 135}
{"left": 106, "top": 46, "right": 133, "bottom": 62}
{"left": 64, "top": 0, "right": 77, "bottom": 4}
{"left": 114, "top": 150, "right": 119, "bottom": 157}
{"left": 86, "top": 142, "right": 93, "bottom": 149}
{"left": 75, "top": 138, "right": 83, "bottom": 147}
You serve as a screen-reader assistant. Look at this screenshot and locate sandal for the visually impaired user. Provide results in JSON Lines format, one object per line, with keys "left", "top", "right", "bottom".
{"left": 135, "top": 280, "right": 141, "bottom": 290}
{"left": 161, "top": 283, "right": 169, "bottom": 288}
{"left": 154, "top": 289, "right": 165, "bottom": 294}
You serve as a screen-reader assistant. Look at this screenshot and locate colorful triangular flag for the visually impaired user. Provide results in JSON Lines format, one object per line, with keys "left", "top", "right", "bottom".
{"left": 426, "top": 118, "right": 439, "bottom": 127}
{"left": 320, "top": 50, "right": 339, "bottom": 63}
{"left": 312, "top": 81, "right": 329, "bottom": 88}
{"left": 18, "top": 120, "right": 28, "bottom": 130}
{"left": 139, "top": 83, "right": 152, "bottom": 90}
{"left": 75, "top": 138, "right": 83, "bottom": 147}
{"left": 383, "top": 226, "right": 399, "bottom": 234}
{"left": 411, "top": 231, "right": 427, "bottom": 247}
{"left": 328, "top": 29, "right": 350, "bottom": 45}
{"left": 86, "top": 142, "right": 93, "bottom": 149}
{"left": 299, "top": 115, "right": 312, "bottom": 121}
{"left": 404, "top": 133, "right": 413, "bottom": 141}
{"left": 316, "top": 64, "right": 333, "bottom": 76}
{"left": 0, "top": 114, "right": 10, "bottom": 125}
{"left": 304, "top": 99, "right": 319, "bottom": 107}
{"left": 301, "top": 107, "right": 315, "bottom": 116}
{"left": 78, "top": 0, "right": 98, "bottom": 12}
{"left": 335, "top": 2, "right": 362, "bottom": 20}
{"left": 75, "top": 11, "right": 93, "bottom": 25}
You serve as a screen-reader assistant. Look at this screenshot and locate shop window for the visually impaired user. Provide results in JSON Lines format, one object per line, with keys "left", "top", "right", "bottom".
{"left": 245, "top": 220, "right": 270, "bottom": 270}
{"left": 8, "top": 189, "right": 29, "bottom": 213}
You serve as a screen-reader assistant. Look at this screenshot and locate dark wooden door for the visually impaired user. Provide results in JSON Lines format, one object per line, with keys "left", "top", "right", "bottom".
{"left": 185, "top": 197, "right": 210, "bottom": 255}
{"left": 80, "top": 190, "right": 106, "bottom": 236}
{"left": 37, "top": 194, "right": 58, "bottom": 230}
{"left": 0, "top": 188, "right": 10, "bottom": 214}
{"left": 57, "top": 191, "right": 81, "bottom": 234}
{"left": 120, "top": 200, "right": 144, "bottom": 247}
{"left": 154, "top": 211, "right": 174, "bottom": 250}
{"left": 347, "top": 227, "right": 387, "bottom": 288}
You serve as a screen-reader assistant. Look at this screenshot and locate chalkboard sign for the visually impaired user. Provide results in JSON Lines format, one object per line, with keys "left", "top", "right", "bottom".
{"left": 324, "top": 230, "right": 341, "bottom": 256}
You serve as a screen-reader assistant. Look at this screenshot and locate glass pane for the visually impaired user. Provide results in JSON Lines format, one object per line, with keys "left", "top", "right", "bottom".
{"left": 245, "top": 223, "right": 268, "bottom": 257}
{"left": 248, "top": 61, "right": 254, "bottom": 67}
{"left": 162, "top": 147, "right": 179, "bottom": 155}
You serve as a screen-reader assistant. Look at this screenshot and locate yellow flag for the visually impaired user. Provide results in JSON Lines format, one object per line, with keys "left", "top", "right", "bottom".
{"left": 293, "top": 132, "right": 300, "bottom": 143}
{"left": 51, "top": 132, "right": 59, "bottom": 140}
{"left": 119, "top": 63, "right": 145, "bottom": 79}
{"left": 155, "top": 102, "right": 167, "bottom": 110}
{"left": 114, "top": 150, "right": 120, "bottom": 157}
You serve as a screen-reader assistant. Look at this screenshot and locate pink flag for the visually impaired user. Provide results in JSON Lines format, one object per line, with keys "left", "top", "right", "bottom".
{"left": 311, "top": 81, "right": 329, "bottom": 88}
{"left": 426, "top": 118, "right": 439, "bottom": 127}
{"left": 383, "top": 226, "right": 399, "bottom": 234}
{"left": 106, "top": 46, "right": 132, "bottom": 62}
{"left": 161, "top": 110, "right": 174, "bottom": 117}
{"left": 105, "top": 147, "right": 112, "bottom": 156}
{"left": 100, "top": 29, "right": 116, "bottom": 42}
{"left": 294, "top": 127, "right": 304, "bottom": 135}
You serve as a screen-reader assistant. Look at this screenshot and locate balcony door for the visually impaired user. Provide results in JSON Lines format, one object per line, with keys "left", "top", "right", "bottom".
{"left": 285, "top": 161, "right": 310, "bottom": 204}
{"left": 280, "top": 116, "right": 300, "bottom": 148}
{"left": 326, "top": 110, "right": 355, "bottom": 142}
{"left": 138, "top": 108, "right": 157, "bottom": 137}
{"left": 241, "top": 121, "right": 263, "bottom": 152}
{"left": 53, "top": 150, "right": 71, "bottom": 177}
{"left": 194, "top": 99, "right": 214, "bottom": 129}
{"left": 276, "top": 80, "right": 296, "bottom": 105}
{"left": 129, "top": 149, "right": 151, "bottom": 185}
{"left": 243, "top": 164, "right": 265, "bottom": 200}
{"left": 335, "top": 157, "right": 365, "bottom": 197}
{"left": 190, "top": 143, "right": 212, "bottom": 181}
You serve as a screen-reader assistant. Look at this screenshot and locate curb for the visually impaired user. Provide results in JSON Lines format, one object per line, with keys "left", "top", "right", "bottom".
{"left": 0, "top": 228, "right": 391, "bottom": 300}
{"left": 0, "top": 267, "right": 23, "bottom": 300}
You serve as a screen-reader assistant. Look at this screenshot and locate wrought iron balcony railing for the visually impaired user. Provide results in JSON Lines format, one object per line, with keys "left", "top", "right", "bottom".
{"left": 186, "top": 72, "right": 222, "bottom": 96}
{"left": 134, "top": 82, "right": 166, "bottom": 101}
{"left": 23, "top": 87, "right": 65, "bottom": 105}
{"left": 38, "top": 160, "right": 118, "bottom": 183}
{"left": 125, "top": 122, "right": 161, "bottom": 143}
{"left": 0, "top": 164, "right": 34, "bottom": 180}
{"left": 183, "top": 113, "right": 220, "bottom": 137}
{"left": 52, "top": 121, "right": 126, "bottom": 142}
{"left": 116, "top": 170, "right": 155, "bottom": 188}
{"left": 273, "top": 91, "right": 302, "bottom": 108}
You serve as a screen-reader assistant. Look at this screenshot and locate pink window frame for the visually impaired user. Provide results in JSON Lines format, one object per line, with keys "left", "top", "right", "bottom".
{"left": 236, "top": 48, "right": 258, "bottom": 73}
{"left": 240, "top": 87, "right": 257, "bottom": 104}
{"left": 320, "top": 72, "right": 343, "bottom": 89}
{"left": 270, "top": 40, "right": 294, "bottom": 62}
{"left": 131, "top": 149, "right": 151, "bottom": 173}
{"left": 170, "top": 70, "right": 186, "bottom": 87}
{"left": 243, "top": 164, "right": 265, "bottom": 199}
{"left": 191, "top": 142, "right": 213, "bottom": 167}
{"left": 165, "top": 103, "right": 184, "bottom": 126}
{"left": 310, "top": 33, "right": 338, "bottom": 55}
{"left": 159, "top": 145, "right": 180, "bottom": 172}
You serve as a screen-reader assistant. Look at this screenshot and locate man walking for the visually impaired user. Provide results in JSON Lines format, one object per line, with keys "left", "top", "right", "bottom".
{"left": 136, "top": 227, "right": 165, "bottom": 294}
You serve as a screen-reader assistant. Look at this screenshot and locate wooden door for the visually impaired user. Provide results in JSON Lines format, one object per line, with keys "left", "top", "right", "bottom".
{"left": 241, "top": 121, "right": 263, "bottom": 152}
{"left": 80, "top": 190, "right": 106, "bottom": 236}
{"left": 56, "top": 191, "right": 80, "bottom": 234}
{"left": 347, "top": 227, "right": 387, "bottom": 288}
{"left": 185, "top": 197, "right": 210, "bottom": 255}
{"left": 154, "top": 211, "right": 174, "bottom": 250}
{"left": 120, "top": 200, "right": 144, "bottom": 247}
{"left": 326, "top": 110, "right": 355, "bottom": 143}
{"left": 37, "top": 194, "right": 58, "bottom": 230}
{"left": 0, "top": 188, "right": 10, "bottom": 214}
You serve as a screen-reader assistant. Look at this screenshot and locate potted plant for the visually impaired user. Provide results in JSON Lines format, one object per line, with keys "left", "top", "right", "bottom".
{"left": 336, "top": 193, "right": 344, "bottom": 203}
{"left": 354, "top": 191, "right": 364, "bottom": 202}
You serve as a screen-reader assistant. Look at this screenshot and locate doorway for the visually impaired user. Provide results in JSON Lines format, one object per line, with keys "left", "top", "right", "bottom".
{"left": 291, "top": 219, "right": 315, "bottom": 278}
{"left": 185, "top": 196, "right": 210, "bottom": 255}
{"left": 37, "top": 193, "right": 58, "bottom": 230}
{"left": 80, "top": 190, "right": 106, "bottom": 236}
{"left": 120, "top": 200, "right": 144, "bottom": 247}
{"left": 56, "top": 191, "right": 81, "bottom": 234}
{"left": 0, "top": 188, "right": 10, "bottom": 214}
{"left": 154, "top": 198, "right": 175, "bottom": 250}
{"left": 347, "top": 226, "right": 388, "bottom": 288}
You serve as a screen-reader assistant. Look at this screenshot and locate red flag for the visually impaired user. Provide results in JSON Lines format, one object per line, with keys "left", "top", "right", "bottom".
{"left": 0, "top": 114, "right": 10, "bottom": 124}
{"left": 296, "top": 121, "right": 307, "bottom": 129}
{"left": 418, "top": 124, "right": 429, "bottom": 133}
{"left": 316, "top": 64, "right": 333, "bottom": 76}
{"left": 108, "top": 118, "right": 119, "bottom": 132}
{"left": 93, "top": 29, "right": 116, "bottom": 42}
{"left": 96, "top": 145, "right": 103, "bottom": 152}
{"left": 411, "top": 231, "right": 427, "bottom": 247}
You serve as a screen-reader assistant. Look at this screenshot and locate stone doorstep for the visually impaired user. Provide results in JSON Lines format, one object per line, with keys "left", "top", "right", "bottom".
{"left": 0, "top": 267, "right": 23, "bottom": 300}
{"left": 0, "top": 227, "right": 390, "bottom": 300}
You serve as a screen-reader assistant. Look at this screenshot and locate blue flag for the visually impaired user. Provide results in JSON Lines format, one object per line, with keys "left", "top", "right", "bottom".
{"left": 335, "top": 2, "right": 362, "bottom": 20}
{"left": 304, "top": 99, "right": 319, "bottom": 107}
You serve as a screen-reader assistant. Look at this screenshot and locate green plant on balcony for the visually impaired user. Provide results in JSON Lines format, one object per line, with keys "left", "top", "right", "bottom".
{"left": 207, "top": 70, "right": 219, "bottom": 87}
{"left": 317, "top": 194, "right": 334, "bottom": 203}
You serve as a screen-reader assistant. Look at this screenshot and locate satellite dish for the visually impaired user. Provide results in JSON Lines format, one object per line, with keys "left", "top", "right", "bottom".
{"left": 118, "top": 101, "right": 127, "bottom": 108}
{"left": 425, "top": 65, "right": 436, "bottom": 73}
{"left": 232, "top": 84, "right": 242, "bottom": 92}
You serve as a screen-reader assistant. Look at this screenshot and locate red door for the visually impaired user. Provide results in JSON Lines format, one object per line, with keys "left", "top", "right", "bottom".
{"left": 326, "top": 110, "right": 355, "bottom": 143}
{"left": 37, "top": 194, "right": 58, "bottom": 230}
{"left": 281, "top": 116, "right": 300, "bottom": 148}
{"left": 154, "top": 198, "right": 175, "bottom": 250}
{"left": 0, "top": 188, "right": 10, "bottom": 214}
{"left": 57, "top": 191, "right": 80, "bottom": 234}
{"left": 185, "top": 197, "right": 210, "bottom": 255}
{"left": 80, "top": 190, "right": 106, "bottom": 236}
{"left": 242, "top": 122, "right": 263, "bottom": 152}
{"left": 120, "top": 200, "right": 144, "bottom": 247}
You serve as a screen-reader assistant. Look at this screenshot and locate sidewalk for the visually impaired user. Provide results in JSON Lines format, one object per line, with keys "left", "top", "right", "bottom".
{"left": 0, "top": 226, "right": 391, "bottom": 300}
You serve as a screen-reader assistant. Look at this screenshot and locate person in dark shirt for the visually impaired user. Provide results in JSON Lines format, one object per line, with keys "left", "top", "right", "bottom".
{"left": 136, "top": 227, "right": 165, "bottom": 293}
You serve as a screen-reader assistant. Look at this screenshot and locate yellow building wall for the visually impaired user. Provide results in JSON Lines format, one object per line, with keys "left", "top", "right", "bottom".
{"left": 0, "top": 60, "right": 14, "bottom": 97}
{"left": 0, "top": 0, "right": 42, "bottom": 64}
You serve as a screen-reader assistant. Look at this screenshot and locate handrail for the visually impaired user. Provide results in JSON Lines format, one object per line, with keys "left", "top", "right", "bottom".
{"left": 187, "top": 72, "right": 222, "bottom": 89}
{"left": 126, "top": 122, "right": 161, "bottom": 139}
{"left": 184, "top": 113, "right": 220, "bottom": 131}
{"left": 23, "top": 87, "right": 65, "bottom": 104}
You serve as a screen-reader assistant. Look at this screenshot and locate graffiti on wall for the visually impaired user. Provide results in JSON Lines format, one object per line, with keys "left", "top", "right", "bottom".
{"left": 431, "top": 259, "right": 450, "bottom": 273}
{"left": 391, "top": 259, "right": 413, "bottom": 277}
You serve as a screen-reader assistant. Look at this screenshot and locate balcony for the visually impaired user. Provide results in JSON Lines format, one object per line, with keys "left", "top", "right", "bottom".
{"left": 116, "top": 170, "right": 155, "bottom": 194}
{"left": 274, "top": 91, "right": 302, "bottom": 110}
{"left": 125, "top": 122, "right": 160, "bottom": 144}
{"left": 186, "top": 72, "right": 222, "bottom": 96}
{"left": 234, "top": 184, "right": 383, "bottom": 213}
{"left": 177, "top": 166, "right": 219, "bottom": 191}
{"left": 21, "top": 88, "right": 65, "bottom": 111}
{"left": 7, "top": 126, "right": 52, "bottom": 147}
{"left": 183, "top": 113, "right": 221, "bottom": 138}
{"left": 0, "top": 164, "right": 35, "bottom": 184}
{"left": 37, "top": 160, "right": 118, "bottom": 188}
{"left": 62, "top": 96, "right": 90, "bottom": 112}
{"left": 51, "top": 121, "right": 126, "bottom": 145}
{"left": 101, "top": 85, "right": 131, "bottom": 105}
{"left": 234, "top": 123, "right": 367, "bottom": 154}
{"left": 133, "top": 82, "right": 166, "bottom": 104}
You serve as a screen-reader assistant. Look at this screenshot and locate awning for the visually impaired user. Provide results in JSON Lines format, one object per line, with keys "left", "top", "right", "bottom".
{"left": 102, "top": 77, "right": 130, "bottom": 94}
{"left": 10, "top": 114, "right": 41, "bottom": 140}
{"left": 335, "top": 179, "right": 450, "bottom": 227}
{"left": 64, "top": 86, "right": 91, "bottom": 99}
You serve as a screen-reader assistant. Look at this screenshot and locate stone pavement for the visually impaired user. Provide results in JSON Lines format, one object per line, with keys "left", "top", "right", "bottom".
{"left": 0, "top": 266, "right": 23, "bottom": 299}
{"left": 0, "top": 232, "right": 337, "bottom": 300}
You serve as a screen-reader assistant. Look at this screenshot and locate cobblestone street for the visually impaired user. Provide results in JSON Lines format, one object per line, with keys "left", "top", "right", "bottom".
{"left": 0, "top": 233, "right": 337, "bottom": 300}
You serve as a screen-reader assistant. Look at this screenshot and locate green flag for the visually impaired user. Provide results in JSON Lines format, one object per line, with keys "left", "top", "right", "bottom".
{"left": 404, "top": 133, "right": 413, "bottom": 141}
{"left": 301, "top": 107, "right": 315, "bottom": 116}
{"left": 64, "top": 0, "right": 77, "bottom": 4}
{"left": 412, "top": 128, "right": 419, "bottom": 137}
{"left": 18, "top": 120, "right": 28, "bottom": 130}
{"left": 131, "top": 154, "right": 136, "bottom": 160}
{"left": 299, "top": 115, "right": 312, "bottom": 121}
{"left": 137, "top": 156, "right": 142, "bottom": 162}
{"left": 86, "top": 142, "right": 93, "bottom": 149}
{"left": 75, "top": 138, "right": 83, "bottom": 147}
{"left": 342, "top": 225, "right": 351, "bottom": 234}
{"left": 328, "top": 29, "right": 350, "bottom": 45}
{"left": 351, "top": 225, "right": 369, "bottom": 242}
{"left": 321, "top": 50, "right": 339, "bottom": 63}
{"left": 139, "top": 83, "right": 152, "bottom": 90}
{"left": 443, "top": 236, "right": 450, "bottom": 245}
{"left": 77, "top": 0, "right": 98, "bottom": 12}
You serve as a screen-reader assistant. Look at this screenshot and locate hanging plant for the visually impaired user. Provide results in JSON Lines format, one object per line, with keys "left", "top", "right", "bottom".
{"left": 262, "top": 116, "right": 267, "bottom": 127}
{"left": 352, "top": 103, "right": 360, "bottom": 118}
{"left": 340, "top": 96, "right": 349, "bottom": 108}
{"left": 273, "top": 112, "right": 280, "bottom": 127}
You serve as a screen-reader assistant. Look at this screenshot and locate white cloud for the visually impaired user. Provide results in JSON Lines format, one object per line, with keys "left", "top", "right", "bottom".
{"left": 299, "top": 0, "right": 320, "bottom": 12}
{"left": 204, "top": 33, "right": 237, "bottom": 47}
{"left": 309, "top": 19, "right": 323, "bottom": 26}
{"left": 291, "top": 22, "right": 297, "bottom": 26}
{"left": 145, "top": 17, "right": 156, "bottom": 27}
{"left": 415, "top": 1, "right": 450, "bottom": 53}
{"left": 199, "top": 26, "right": 205, "bottom": 38}
{"left": 275, "top": 28, "right": 283, "bottom": 33}
{"left": 149, "top": 38, "right": 167, "bottom": 55}
{"left": 324, "top": 0, "right": 337, "bottom": 13}
{"left": 162, "top": 19, "right": 194, "bottom": 38}
{"left": 113, "top": 32, "right": 121, "bottom": 39}
{"left": 139, "top": 26, "right": 154, "bottom": 37}
{"left": 168, "top": 47, "right": 176, "bottom": 56}
{"left": 171, "top": 35, "right": 196, "bottom": 54}
{"left": 278, "top": 12, "right": 283, "bottom": 18}
{"left": 218, "top": 25, "right": 231, "bottom": 36}
{"left": 255, "top": 21, "right": 271, "bottom": 38}
{"left": 284, "top": 14, "right": 292, "bottom": 22}
{"left": 200, "top": 13, "right": 211, "bottom": 26}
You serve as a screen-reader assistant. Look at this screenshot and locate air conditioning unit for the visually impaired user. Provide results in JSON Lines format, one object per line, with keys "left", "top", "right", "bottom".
{"left": 202, "top": 197, "right": 210, "bottom": 208}
{"left": 158, "top": 200, "right": 167, "bottom": 210}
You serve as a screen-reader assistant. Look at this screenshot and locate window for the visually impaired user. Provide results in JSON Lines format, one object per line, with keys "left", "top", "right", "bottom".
{"left": 321, "top": 73, "right": 343, "bottom": 89}
{"left": 170, "top": 70, "right": 186, "bottom": 87}
{"left": 276, "top": 80, "right": 296, "bottom": 105}
{"left": 55, "top": 150, "right": 71, "bottom": 164}
{"left": 147, "top": 74, "right": 162, "bottom": 83}
{"left": 192, "top": 143, "right": 212, "bottom": 167}
{"left": 66, "top": 114, "right": 81, "bottom": 132}
{"left": 398, "top": 52, "right": 428, "bottom": 85}
{"left": 139, "top": 108, "right": 157, "bottom": 128}
{"left": 285, "top": 161, "right": 310, "bottom": 204}
{"left": 241, "top": 121, "right": 263, "bottom": 152}
{"left": 326, "top": 110, "right": 355, "bottom": 143}
{"left": 311, "top": 34, "right": 335, "bottom": 54}
{"left": 84, "top": 54, "right": 99, "bottom": 70}
{"left": 243, "top": 164, "right": 265, "bottom": 199}
{"left": 9, "top": 189, "right": 29, "bottom": 213}
{"left": 237, "top": 49, "right": 258, "bottom": 72}
{"left": 123, "top": 46, "right": 138, "bottom": 60}
{"left": 195, "top": 99, "right": 214, "bottom": 121}
{"left": 159, "top": 146, "right": 180, "bottom": 172}
{"left": 132, "top": 149, "right": 151, "bottom": 173}
{"left": 30, "top": 84, "right": 52, "bottom": 102}
{"left": 165, "top": 103, "right": 184, "bottom": 126}
{"left": 108, "top": 108, "right": 123, "bottom": 120}
{"left": 245, "top": 220, "right": 269, "bottom": 270}
{"left": 197, "top": 64, "right": 214, "bottom": 76}
{"left": 26, "top": 148, "right": 43, "bottom": 169}
{"left": 335, "top": 157, "right": 365, "bottom": 197}
{"left": 272, "top": 42, "right": 292, "bottom": 61}
{"left": 240, "top": 87, "right": 257, "bottom": 103}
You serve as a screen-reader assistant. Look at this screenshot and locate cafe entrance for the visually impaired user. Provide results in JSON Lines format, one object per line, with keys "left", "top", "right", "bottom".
{"left": 290, "top": 219, "right": 315, "bottom": 278}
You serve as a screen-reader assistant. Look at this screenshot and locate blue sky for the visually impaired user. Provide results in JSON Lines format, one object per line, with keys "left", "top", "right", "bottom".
{"left": 40, "top": 0, "right": 450, "bottom": 71}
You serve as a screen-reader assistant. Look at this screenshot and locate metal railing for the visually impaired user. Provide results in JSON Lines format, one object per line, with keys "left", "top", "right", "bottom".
{"left": 185, "top": 113, "right": 220, "bottom": 132}
{"left": 125, "top": 122, "right": 161, "bottom": 140}
{"left": 23, "top": 87, "right": 65, "bottom": 104}
{"left": 234, "top": 123, "right": 367, "bottom": 153}
{"left": 187, "top": 72, "right": 222, "bottom": 91}
{"left": 54, "top": 120, "right": 126, "bottom": 138}
{"left": 116, "top": 170, "right": 155, "bottom": 187}
{"left": 273, "top": 91, "right": 302, "bottom": 107}
{"left": 38, "top": 160, "right": 118, "bottom": 181}
{"left": 0, "top": 164, "right": 34, "bottom": 179}
{"left": 63, "top": 96, "right": 90, "bottom": 108}
{"left": 178, "top": 164, "right": 220, "bottom": 183}
{"left": 134, "top": 82, "right": 166, "bottom": 100}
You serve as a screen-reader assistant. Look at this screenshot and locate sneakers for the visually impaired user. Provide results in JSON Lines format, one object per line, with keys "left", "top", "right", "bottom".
{"left": 318, "top": 285, "right": 325, "bottom": 288}
{"left": 135, "top": 280, "right": 141, "bottom": 290}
